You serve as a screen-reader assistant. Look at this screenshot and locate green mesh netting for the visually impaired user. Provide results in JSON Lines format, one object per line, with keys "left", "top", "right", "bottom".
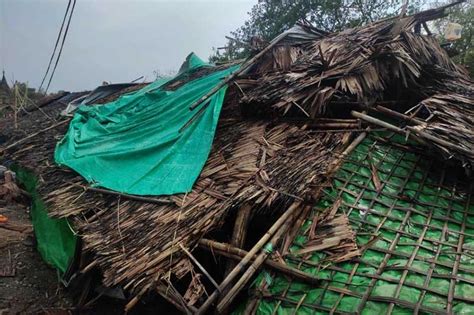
{"left": 243, "top": 133, "right": 474, "bottom": 314}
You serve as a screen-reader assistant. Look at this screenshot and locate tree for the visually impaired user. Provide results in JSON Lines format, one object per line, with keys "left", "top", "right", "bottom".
{"left": 211, "top": 0, "right": 424, "bottom": 61}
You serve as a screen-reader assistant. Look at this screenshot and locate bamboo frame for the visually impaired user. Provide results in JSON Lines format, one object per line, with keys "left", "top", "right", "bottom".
{"left": 199, "top": 239, "right": 321, "bottom": 285}
{"left": 225, "top": 203, "right": 252, "bottom": 275}
{"left": 247, "top": 133, "right": 474, "bottom": 314}
{"left": 195, "top": 201, "right": 302, "bottom": 315}
{"left": 216, "top": 205, "right": 304, "bottom": 313}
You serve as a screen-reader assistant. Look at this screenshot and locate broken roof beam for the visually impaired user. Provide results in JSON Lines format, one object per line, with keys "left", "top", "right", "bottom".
{"left": 224, "top": 203, "right": 252, "bottom": 276}
{"left": 199, "top": 239, "right": 321, "bottom": 285}
{"left": 216, "top": 204, "right": 303, "bottom": 313}
{"left": 195, "top": 201, "right": 302, "bottom": 314}
{"left": 351, "top": 110, "right": 472, "bottom": 157}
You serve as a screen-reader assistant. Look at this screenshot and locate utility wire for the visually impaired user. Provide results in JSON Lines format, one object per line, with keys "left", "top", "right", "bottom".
{"left": 38, "top": 0, "right": 71, "bottom": 92}
{"left": 45, "top": 0, "right": 77, "bottom": 93}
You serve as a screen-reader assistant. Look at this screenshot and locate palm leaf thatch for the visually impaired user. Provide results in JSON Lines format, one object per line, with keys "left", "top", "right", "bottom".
{"left": 0, "top": 1, "right": 472, "bottom": 312}
{"left": 237, "top": 2, "right": 473, "bottom": 168}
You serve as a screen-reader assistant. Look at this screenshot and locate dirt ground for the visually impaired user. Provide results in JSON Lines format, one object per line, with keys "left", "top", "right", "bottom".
{"left": 0, "top": 199, "right": 73, "bottom": 315}
{"left": 0, "top": 164, "right": 179, "bottom": 315}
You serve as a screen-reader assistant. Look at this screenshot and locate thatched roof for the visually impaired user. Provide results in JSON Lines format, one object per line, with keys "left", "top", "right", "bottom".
{"left": 0, "top": 78, "right": 350, "bottom": 308}
{"left": 47, "top": 119, "right": 348, "bottom": 294}
{"left": 0, "top": 2, "right": 473, "bottom": 313}
{"left": 237, "top": 3, "right": 473, "bottom": 169}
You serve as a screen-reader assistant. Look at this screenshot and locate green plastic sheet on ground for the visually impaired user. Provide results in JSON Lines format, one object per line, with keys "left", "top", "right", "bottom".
{"left": 13, "top": 166, "right": 77, "bottom": 275}
{"left": 55, "top": 54, "right": 239, "bottom": 195}
{"left": 241, "top": 133, "right": 474, "bottom": 315}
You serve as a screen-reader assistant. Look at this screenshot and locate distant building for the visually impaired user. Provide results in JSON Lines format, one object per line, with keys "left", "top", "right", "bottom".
{"left": 0, "top": 70, "right": 12, "bottom": 108}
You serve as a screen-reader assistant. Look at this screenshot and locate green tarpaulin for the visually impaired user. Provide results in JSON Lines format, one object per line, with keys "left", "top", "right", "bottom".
{"left": 14, "top": 166, "right": 77, "bottom": 275}
{"left": 55, "top": 54, "right": 239, "bottom": 196}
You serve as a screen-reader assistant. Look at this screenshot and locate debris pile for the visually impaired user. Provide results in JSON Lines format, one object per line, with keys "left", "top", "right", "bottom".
{"left": 0, "top": 166, "right": 20, "bottom": 202}
{"left": 0, "top": 2, "right": 473, "bottom": 314}
{"left": 46, "top": 121, "right": 349, "bottom": 301}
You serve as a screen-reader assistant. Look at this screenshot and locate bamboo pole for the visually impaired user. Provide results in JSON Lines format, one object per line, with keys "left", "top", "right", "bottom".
{"left": 225, "top": 203, "right": 252, "bottom": 275}
{"left": 374, "top": 105, "right": 424, "bottom": 125}
{"left": 352, "top": 110, "right": 471, "bottom": 156}
{"left": 188, "top": 31, "right": 289, "bottom": 111}
{"left": 215, "top": 204, "right": 300, "bottom": 313}
{"left": 351, "top": 111, "right": 429, "bottom": 146}
{"left": 199, "top": 239, "right": 321, "bottom": 286}
{"left": 326, "top": 128, "right": 368, "bottom": 174}
{"left": 307, "top": 122, "right": 359, "bottom": 129}
{"left": 195, "top": 201, "right": 302, "bottom": 315}
{"left": 406, "top": 126, "right": 473, "bottom": 155}
{"left": 14, "top": 85, "right": 18, "bottom": 129}
{"left": 179, "top": 31, "right": 290, "bottom": 133}
{"left": 179, "top": 243, "right": 220, "bottom": 290}
{"left": 351, "top": 110, "right": 406, "bottom": 134}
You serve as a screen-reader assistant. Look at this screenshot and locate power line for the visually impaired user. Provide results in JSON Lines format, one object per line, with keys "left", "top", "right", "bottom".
{"left": 38, "top": 0, "right": 71, "bottom": 92}
{"left": 45, "top": 0, "right": 77, "bottom": 93}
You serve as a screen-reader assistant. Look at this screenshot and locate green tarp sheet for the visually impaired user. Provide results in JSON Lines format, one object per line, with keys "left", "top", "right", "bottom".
{"left": 14, "top": 166, "right": 77, "bottom": 274}
{"left": 55, "top": 54, "right": 239, "bottom": 195}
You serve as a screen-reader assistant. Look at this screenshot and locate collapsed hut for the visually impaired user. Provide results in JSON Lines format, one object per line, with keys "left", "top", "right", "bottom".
{"left": 0, "top": 2, "right": 473, "bottom": 314}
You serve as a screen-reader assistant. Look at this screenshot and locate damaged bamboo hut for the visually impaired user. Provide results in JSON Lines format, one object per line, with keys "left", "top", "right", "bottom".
{"left": 0, "top": 2, "right": 473, "bottom": 314}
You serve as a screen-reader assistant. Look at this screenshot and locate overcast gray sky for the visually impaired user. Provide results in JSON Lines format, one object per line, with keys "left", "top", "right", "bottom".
{"left": 0, "top": 0, "right": 254, "bottom": 92}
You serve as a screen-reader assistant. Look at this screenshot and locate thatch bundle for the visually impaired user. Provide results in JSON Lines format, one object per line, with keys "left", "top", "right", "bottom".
{"left": 45, "top": 119, "right": 347, "bottom": 296}
{"left": 237, "top": 3, "right": 473, "bottom": 168}
{"left": 0, "top": 89, "right": 348, "bottom": 303}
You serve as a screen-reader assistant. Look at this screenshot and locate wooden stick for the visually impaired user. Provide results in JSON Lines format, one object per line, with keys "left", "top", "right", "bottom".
{"left": 0, "top": 119, "right": 69, "bottom": 154}
{"left": 422, "top": 22, "right": 432, "bottom": 35}
{"left": 195, "top": 201, "right": 302, "bottom": 315}
{"left": 73, "top": 184, "right": 172, "bottom": 205}
{"left": 374, "top": 105, "right": 424, "bottom": 125}
{"left": 188, "top": 31, "right": 289, "bottom": 111}
{"left": 215, "top": 204, "right": 301, "bottom": 313}
{"left": 179, "top": 243, "right": 220, "bottom": 290}
{"left": 199, "top": 239, "right": 321, "bottom": 286}
{"left": 352, "top": 110, "right": 471, "bottom": 156}
{"left": 406, "top": 126, "right": 472, "bottom": 155}
{"left": 225, "top": 203, "right": 252, "bottom": 276}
